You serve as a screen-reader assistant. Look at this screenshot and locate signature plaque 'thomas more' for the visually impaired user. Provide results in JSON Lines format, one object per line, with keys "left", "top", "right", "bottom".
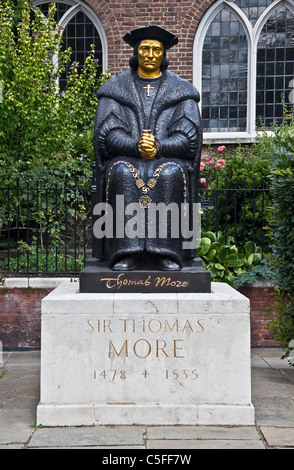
{"left": 80, "top": 258, "right": 211, "bottom": 293}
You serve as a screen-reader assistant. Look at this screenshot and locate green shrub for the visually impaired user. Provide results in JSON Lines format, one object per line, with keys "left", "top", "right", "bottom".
{"left": 233, "top": 257, "right": 276, "bottom": 289}
{"left": 200, "top": 143, "right": 272, "bottom": 251}
{"left": 268, "top": 118, "right": 294, "bottom": 292}
{"left": 0, "top": 239, "right": 84, "bottom": 273}
{"left": 197, "top": 231, "right": 262, "bottom": 285}
{"left": 0, "top": 0, "right": 109, "bottom": 183}
{"left": 266, "top": 113, "right": 294, "bottom": 362}
{"left": 0, "top": 1, "right": 110, "bottom": 255}
{"left": 267, "top": 289, "right": 294, "bottom": 364}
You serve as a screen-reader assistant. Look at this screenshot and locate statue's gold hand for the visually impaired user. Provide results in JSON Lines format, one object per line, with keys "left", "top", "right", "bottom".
{"left": 138, "top": 130, "right": 158, "bottom": 159}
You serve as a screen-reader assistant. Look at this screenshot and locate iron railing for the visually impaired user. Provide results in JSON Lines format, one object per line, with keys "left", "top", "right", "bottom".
{"left": 0, "top": 178, "right": 271, "bottom": 275}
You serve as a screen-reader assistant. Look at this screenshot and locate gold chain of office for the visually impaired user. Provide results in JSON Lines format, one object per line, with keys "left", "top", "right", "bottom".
{"left": 106, "top": 160, "right": 187, "bottom": 209}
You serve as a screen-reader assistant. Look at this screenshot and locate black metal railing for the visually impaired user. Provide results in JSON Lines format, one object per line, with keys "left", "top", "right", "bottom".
{"left": 0, "top": 178, "right": 271, "bottom": 275}
{"left": 199, "top": 176, "right": 271, "bottom": 255}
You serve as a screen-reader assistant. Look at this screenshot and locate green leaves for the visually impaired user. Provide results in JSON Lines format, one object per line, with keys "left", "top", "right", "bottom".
{"left": 197, "top": 231, "right": 262, "bottom": 285}
{"left": 0, "top": 0, "right": 107, "bottom": 180}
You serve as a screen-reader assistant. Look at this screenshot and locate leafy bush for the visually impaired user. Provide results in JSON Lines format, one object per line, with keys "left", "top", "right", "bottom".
{"left": 0, "top": 0, "right": 106, "bottom": 182}
{"left": 199, "top": 143, "right": 272, "bottom": 251}
{"left": 0, "top": 1, "right": 110, "bottom": 255}
{"left": 267, "top": 289, "right": 294, "bottom": 364}
{"left": 197, "top": 231, "right": 262, "bottom": 285}
{"left": 0, "top": 239, "right": 84, "bottom": 273}
{"left": 233, "top": 257, "right": 276, "bottom": 289}
{"left": 265, "top": 112, "right": 294, "bottom": 363}
{"left": 268, "top": 118, "right": 294, "bottom": 292}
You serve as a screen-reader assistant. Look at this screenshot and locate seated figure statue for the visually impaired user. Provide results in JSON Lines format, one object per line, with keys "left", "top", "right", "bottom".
{"left": 92, "top": 25, "right": 202, "bottom": 271}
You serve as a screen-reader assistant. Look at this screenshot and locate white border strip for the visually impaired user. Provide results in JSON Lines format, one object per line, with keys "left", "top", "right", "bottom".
{"left": 0, "top": 278, "right": 78, "bottom": 289}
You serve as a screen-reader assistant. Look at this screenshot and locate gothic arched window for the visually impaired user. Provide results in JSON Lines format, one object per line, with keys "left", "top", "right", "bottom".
{"left": 32, "top": 0, "right": 107, "bottom": 89}
{"left": 194, "top": 0, "right": 294, "bottom": 142}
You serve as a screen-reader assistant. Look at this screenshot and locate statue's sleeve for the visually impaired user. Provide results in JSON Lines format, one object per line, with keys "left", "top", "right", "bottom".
{"left": 94, "top": 97, "right": 139, "bottom": 168}
{"left": 157, "top": 98, "right": 202, "bottom": 162}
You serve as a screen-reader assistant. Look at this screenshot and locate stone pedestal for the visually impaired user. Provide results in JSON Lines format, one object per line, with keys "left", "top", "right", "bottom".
{"left": 37, "top": 282, "right": 254, "bottom": 426}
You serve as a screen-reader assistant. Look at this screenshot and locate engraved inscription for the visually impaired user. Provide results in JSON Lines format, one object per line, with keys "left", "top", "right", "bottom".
{"left": 100, "top": 273, "right": 189, "bottom": 290}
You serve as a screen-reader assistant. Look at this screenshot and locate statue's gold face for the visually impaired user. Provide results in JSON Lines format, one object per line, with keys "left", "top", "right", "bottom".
{"left": 137, "top": 40, "right": 164, "bottom": 79}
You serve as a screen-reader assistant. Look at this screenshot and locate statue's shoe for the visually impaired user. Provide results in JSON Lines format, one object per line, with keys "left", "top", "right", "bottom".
{"left": 157, "top": 257, "right": 181, "bottom": 271}
{"left": 112, "top": 256, "right": 137, "bottom": 271}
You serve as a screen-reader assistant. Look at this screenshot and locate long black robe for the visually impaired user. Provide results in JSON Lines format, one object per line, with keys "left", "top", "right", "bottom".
{"left": 92, "top": 68, "right": 202, "bottom": 267}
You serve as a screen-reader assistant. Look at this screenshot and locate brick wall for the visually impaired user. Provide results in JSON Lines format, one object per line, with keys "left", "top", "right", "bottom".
{"left": 239, "top": 284, "right": 281, "bottom": 347}
{"left": 0, "top": 279, "right": 281, "bottom": 350}
{"left": 0, "top": 288, "right": 52, "bottom": 350}
{"left": 85, "top": 0, "right": 215, "bottom": 81}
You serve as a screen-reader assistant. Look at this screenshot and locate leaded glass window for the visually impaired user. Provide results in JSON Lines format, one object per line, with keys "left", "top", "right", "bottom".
{"left": 33, "top": 1, "right": 106, "bottom": 89}
{"left": 234, "top": 0, "right": 273, "bottom": 26}
{"left": 194, "top": 0, "right": 294, "bottom": 140}
{"left": 256, "top": 5, "right": 294, "bottom": 127}
{"left": 202, "top": 8, "right": 248, "bottom": 132}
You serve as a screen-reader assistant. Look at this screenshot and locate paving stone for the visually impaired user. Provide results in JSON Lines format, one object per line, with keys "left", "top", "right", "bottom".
{"left": 261, "top": 427, "right": 294, "bottom": 448}
{"left": 146, "top": 439, "right": 265, "bottom": 449}
{"left": 28, "top": 426, "right": 146, "bottom": 448}
{"left": 253, "top": 397, "right": 294, "bottom": 427}
{"left": 0, "top": 396, "right": 39, "bottom": 445}
{"left": 0, "top": 444, "right": 26, "bottom": 449}
{"left": 146, "top": 426, "right": 260, "bottom": 441}
{"left": 6, "top": 351, "right": 40, "bottom": 367}
{"left": 282, "top": 369, "right": 294, "bottom": 384}
{"left": 27, "top": 445, "right": 146, "bottom": 450}
{"left": 0, "top": 418, "right": 34, "bottom": 446}
{"left": 251, "top": 369, "right": 294, "bottom": 397}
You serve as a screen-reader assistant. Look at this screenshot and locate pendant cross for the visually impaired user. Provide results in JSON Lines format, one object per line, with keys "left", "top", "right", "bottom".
{"left": 143, "top": 84, "right": 154, "bottom": 97}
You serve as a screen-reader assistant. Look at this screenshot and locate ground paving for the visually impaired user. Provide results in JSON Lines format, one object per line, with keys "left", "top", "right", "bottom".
{"left": 0, "top": 348, "right": 294, "bottom": 450}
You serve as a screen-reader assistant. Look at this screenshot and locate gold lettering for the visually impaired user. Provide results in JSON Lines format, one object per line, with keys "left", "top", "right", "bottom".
{"left": 148, "top": 319, "right": 162, "bottom": 333}
{"left": 101, "top": 273, "right": 152, "bottom": 290}
{"left": 108, "top": 340, "right": 128, "bottom": 358}
{"left": 173, "top": 339, "right": 184, "bottom": 358}
{"left": 100, "top": 274, "right": 122, "bottom": 289}
{"left": 182, "top": 319, "right": 194, "bottom": 333}
{"left": 87, "top": 319, "right": 94, "bottom": 333}
{"left": 155, "top": 276, "right": 169, "bottom": 287}
{"left": 120, "top": 319, "right": 127, "bottom": 332}
{"left": 145, "top": 275, "right": 151, "bottom": 286}
{"left": 104, "top": 320, "right": 112, "bottom": 332}
{"left": 164, "top": 319, "right": 179, "bottom": 333}
{"left": 156, "top": 339, "right": 168, "bottom": 357}
{"left": 154, "top": 276, "right": 189, "bottom": 288}
{"left": 197, "top": 319, "right": 204, "bottom": 333}
{"left": 133, "top": 339, "right": 151, "bottom": 358}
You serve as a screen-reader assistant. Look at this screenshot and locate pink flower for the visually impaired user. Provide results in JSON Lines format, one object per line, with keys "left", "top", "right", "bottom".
{"left": 215, "top": 159, "right": 225, "bottom": 169}
{"left": 200, "top": 162, "right": 205, "bottom": 171}
{"left": 207, "top": 156, "right": 214, "bottom": 165}
{"left": 200, "top": 177, "right": 207, "bottom": 189}
{"left": 217, "top": 145, "right": 226, "bottom": 152}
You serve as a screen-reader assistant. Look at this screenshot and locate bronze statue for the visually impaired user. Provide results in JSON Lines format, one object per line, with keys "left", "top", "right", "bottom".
{"left": 92, "top": 25, "right": 202, "bottom": 271}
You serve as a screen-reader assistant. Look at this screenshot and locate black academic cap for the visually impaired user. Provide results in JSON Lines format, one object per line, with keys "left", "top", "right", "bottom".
{"left": 123, "top": 24, "right": 178, "bottom": 50}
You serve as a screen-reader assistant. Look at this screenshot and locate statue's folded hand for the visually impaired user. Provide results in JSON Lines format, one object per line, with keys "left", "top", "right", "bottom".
{"left": 138, "top": 131, "right": 158, "bottom": 159}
